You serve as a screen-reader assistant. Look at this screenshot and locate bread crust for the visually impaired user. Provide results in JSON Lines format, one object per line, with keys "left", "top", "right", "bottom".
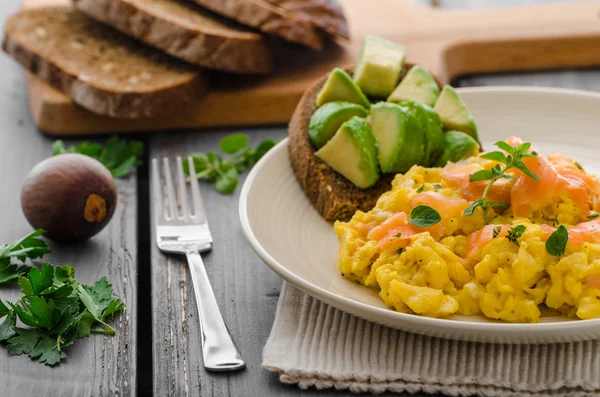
{"left": 265, "top": 0, "right": 349, "bottom": 39}
{"left": 288, "top": 64, "right": 441, "bottom": 221}
{"left": 2, "top": 7, "right": 207, "bottom": 119}
{"left": 188, "top": 0, "right": 324, "bottom": 50}
{"left": 73, "top": 0, "right": 273, "bottom": 74}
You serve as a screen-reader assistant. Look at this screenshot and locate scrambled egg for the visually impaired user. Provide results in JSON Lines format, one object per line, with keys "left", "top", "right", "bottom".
{"left": 335, "top": 140, "right": 600, "bottom": 322}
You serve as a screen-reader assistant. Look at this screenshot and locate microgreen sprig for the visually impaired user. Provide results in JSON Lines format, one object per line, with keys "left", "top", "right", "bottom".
{"left": 463, "top": 141, "right": 539, "bottom": 222}
{"left": 183, "top": 133, "right": 277, "bottom": 194}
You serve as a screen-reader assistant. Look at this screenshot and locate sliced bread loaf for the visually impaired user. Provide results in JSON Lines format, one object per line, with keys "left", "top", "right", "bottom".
{"left": 265, "top": 0, "right": 348, "bottom": 39}
{"left": 187, "top": 0, "right": 324, "bottom": 50}
{"left": 3, "top": 7, "right": 206, "bottom": 119}
{"left": 73, "top": 0, "right": 272, "bottom": 74}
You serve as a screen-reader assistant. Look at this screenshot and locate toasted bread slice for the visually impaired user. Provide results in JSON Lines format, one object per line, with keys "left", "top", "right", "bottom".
{"left": 289, "top": 64, "right": 440, "bottom": 221}
{"left": 3, "top": 7, "right": 206, "bottom": 119}
{"left": 73, "top": 0, "right": 272, "bottom": 74}
{"left": 187, "top": 0, "right": 324, "bottom": 50}
{"left": 263, "top": 0, "right": 349, "bottom": 39}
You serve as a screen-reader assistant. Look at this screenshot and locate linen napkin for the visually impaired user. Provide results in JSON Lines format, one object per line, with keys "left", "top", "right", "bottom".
{"left": 263, "top": 282, "right": 600, "bottom": 396}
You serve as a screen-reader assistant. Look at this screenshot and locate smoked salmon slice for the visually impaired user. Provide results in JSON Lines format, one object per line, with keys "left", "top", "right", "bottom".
{"left": 441, "top": 162, "right": 513, "bottom": 204}
{"left": 464, "top": 224, "right": 509, "bottom": 258}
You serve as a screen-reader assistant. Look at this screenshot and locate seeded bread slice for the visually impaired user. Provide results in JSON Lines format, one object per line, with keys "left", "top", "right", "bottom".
{"left": 265, "top": 0, "right": 349, "bottom": 39}
{"left": 289, "top": 64, "right": 440, "bottom": 222}
{"left": 73, "top": 0, "right": 272, "bottom": 74}
{"left": 3, "top": 7, "right": 206, "bottom": 119}
{"left": 187, "top": 0, "right": 324, "bottom": 50}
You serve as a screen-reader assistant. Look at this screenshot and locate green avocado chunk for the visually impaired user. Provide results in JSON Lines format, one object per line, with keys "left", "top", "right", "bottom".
{"left": 315, "top": 116, "right": 379, "bottom": 189}
{"left": 388, "top": 65, "right": 440, "bottom": 107}
{"left": 400, "top": 100, "right": 444, "bottom": 166}
{"left": 434, "top": 85, "right": 479, "bottom": 141}
{"left": 309, "top": 102, "right": 369, "bottom": 149}
{"left": 434, "top": 130, "right": 480, "bottom": 167}
{"left": 316, "top": 68, "right": 370, "bottom": 108}
{"left": 370, "top": 102, "right": 424, "bottom": 173}
{"left": 353, "top": 35, "right": 407, "bottom": 98}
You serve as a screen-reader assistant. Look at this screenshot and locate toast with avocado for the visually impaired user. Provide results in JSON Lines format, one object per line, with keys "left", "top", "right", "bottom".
{"left": 289, "top": 65, "right": 419, "bottom": 222}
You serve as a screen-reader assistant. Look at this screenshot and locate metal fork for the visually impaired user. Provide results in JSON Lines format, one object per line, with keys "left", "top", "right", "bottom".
{"left": 151, "top": 156, "right": 245, "bottom": 372}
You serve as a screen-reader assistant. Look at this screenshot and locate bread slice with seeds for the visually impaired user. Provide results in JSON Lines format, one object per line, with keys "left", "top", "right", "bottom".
{"left": 3, "top": 7, "right": 206, "bottom": 119}
{"left": 73, "top": 0, "right": 272, "bottom": 74}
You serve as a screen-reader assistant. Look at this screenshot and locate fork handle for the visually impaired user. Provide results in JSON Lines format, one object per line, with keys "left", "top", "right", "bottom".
{"left": 186, "top": 251, "right": 245, "bottom": 371}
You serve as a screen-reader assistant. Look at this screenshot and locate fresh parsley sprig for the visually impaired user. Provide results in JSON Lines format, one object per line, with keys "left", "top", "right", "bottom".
{"left": 184, "top": 133, "right": 277, "bottom": 194}
{"left": 0, "top": 230, "right": 51, "bottom": 285}
{"left": 53, "top": 136, "right": 144, "bottom": 178}
{"left": 0, "top": 263, "right": 124, "bottom": 366}
{"left": 464, "top": 141, "right": 539, "bottom": 222}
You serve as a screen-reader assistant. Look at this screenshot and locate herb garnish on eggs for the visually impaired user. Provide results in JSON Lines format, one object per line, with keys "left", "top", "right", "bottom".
{"left": 464, "top": 141, "right": 539, "bottom": 222}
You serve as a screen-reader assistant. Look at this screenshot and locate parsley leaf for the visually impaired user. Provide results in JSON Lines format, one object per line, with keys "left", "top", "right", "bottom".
{"left": 408, "top": 205, "right": 442, "bottom": 227}
{"left": 0, "top": 260, "right": 125, "bottom": 366}
{"left": 416, "top": 184, "right": 424, "bottom": 193}
{"left": 184, "top": 134, "right": 277, "bottom": 195}
{"left": 0, "top": 230, "right": 51, "bottom": 285}
{"left": 53, "top": 136, "right": 144, "bottom": 178}
{"left": 507, "top": 225, "right": 526, "bottom": 247}
{"left": 546, "top": 225, "right": 569, "bottom": 256}
{"left": 588, "top": 213, "right": 600, "bottom": 220}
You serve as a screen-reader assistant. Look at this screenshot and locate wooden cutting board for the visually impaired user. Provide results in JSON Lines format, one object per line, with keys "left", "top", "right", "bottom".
{"left": 20, "top": 0, "right": 600, "bottom": 135}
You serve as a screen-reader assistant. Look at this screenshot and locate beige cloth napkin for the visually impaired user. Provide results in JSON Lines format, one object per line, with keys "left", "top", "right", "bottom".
{"left": 263, "top": 282, "right": 600, "bottom": 396}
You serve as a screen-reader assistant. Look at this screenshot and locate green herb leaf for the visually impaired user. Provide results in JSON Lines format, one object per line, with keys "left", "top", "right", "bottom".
{"left": 215, "top": 165, "right": 239, "bottom": 195}
{"left": 479, "top": 151, "right": 507, "bottom": 163}
{"left": 469, "top": 170, "right": 493, "bottom": 182}
{"left": 546, "top": 225, "right": 569, "bottom": 256}
{"left": 433, "top": 184, "right": 442, "bottom": 189}
{"left": 464, "top": 199, "right": 484, "bottom": 216}
{"left": 220, "top": 133, "right": 249, "bottom": 154}
{"left": 253, "top": 140, "right": 276, "bottom": 163}
{"left": 507, "top": 225, "right": 526, "bottom": 246}
{"left": 416, "top": 184, "right": 425, "bottom": 193}
{"left": 55, "top": 265, "right": 75, "bottom": 284}
{"left": 495, "top": 141, "right": 515, "bottom": 154}
{"left": 588, "top": 213, "right": 600, "bottom": 220}
{"left": 0, "top": 311, "right": 16, "bottom": 342}
{"left": 28, "top": 334, "right": 67, "bottom": 366}
{"left": 28, "top": 263, "right": 55, "bottom": 294}
{"left": 514, "top": 161, "right": 540, "bottom": 182}
{"left": 6, "top": 328, "right": 42, "bottom": 356}
{"left": 408, "top": 205, "right": 442, "bottom": 227}
{"left": 54, "top": 136, "right": 144, "bottom": 178}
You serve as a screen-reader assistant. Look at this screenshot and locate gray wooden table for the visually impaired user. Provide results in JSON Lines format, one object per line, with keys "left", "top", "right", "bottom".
{"left": 0, "top": 0, "right": 597, "bottom": 396}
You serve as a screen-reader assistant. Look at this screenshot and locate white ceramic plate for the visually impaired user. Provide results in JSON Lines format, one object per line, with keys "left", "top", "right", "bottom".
{"left": 240, "top": 87, "right": 600, "bottom": 344}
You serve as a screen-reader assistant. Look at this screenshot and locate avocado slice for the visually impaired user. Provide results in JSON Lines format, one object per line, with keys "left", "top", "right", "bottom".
{"left": 434, "top": 130, "right": 480, "bottom": 167}
{"left": 370, "top": 102, "right": 425, "bottom": 173}
{"left": 401, "top": 100, "right": 444, "bottom": 166}
{"left": 315, "top": 116, "right": 379, "bottom": 189}
{"left": 316, "top": 68, "right": 370, "bottom": 108}
{"left": 309, "top": 101, "right": 369, "bottom": 149}
{"left": 388, "top": 65, "right": 439, "bottom": 107}
{"left": 353, "top": 35, "right": 407, "bottom": 98}
{"left": 434, "top": 85, "right": 479, "bottom": 141}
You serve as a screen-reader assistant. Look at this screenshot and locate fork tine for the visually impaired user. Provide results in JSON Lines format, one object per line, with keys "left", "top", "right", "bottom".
{"left": 151, "top": 158, "right": 163, "bottom": 223}
{"left": 176, "top": 156, "right": 189, "bottom": 220}
{"left": 163, "top": 158, "right": 179, "bottom": 220}
{"left": 187, "top": 156, "right": 207, "bottom": 224}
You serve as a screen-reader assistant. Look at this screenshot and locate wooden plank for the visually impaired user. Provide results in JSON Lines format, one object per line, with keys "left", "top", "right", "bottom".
{"left": 0, "top": 3, "right": 139, "bottom": 392}
{"left": 18, "top": 0, "right": 600, "bottom": 135}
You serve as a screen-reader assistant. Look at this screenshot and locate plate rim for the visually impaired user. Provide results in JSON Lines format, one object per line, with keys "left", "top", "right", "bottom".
{"left": 239, "top": 86, "right": 600, "bottom": 338}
